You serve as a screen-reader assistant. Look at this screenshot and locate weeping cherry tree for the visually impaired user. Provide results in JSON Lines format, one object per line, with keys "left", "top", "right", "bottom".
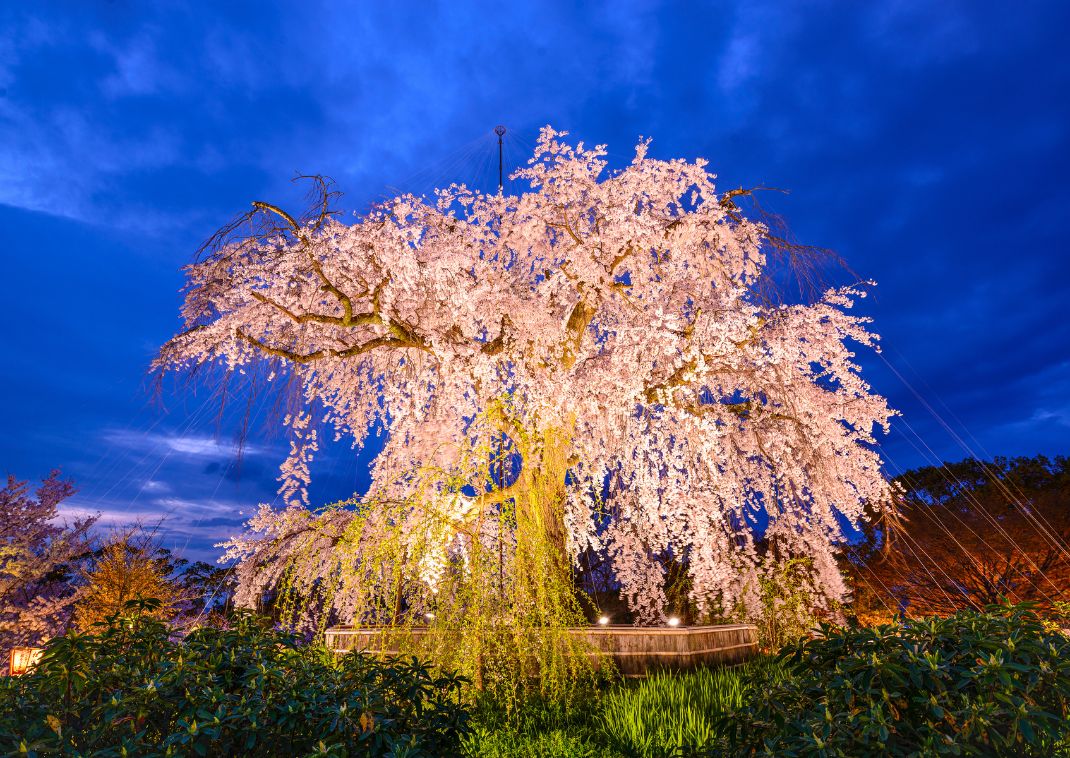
{"left": 155, "top": 128, "right": 894, "bottom": 694}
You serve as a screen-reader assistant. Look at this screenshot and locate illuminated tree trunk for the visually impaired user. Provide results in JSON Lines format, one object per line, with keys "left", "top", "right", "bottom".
{"left": 485, "top": 422, "right": 574, "bottom": 623}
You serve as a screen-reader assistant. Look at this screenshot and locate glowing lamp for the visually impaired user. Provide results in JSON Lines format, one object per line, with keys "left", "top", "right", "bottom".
{"left": 424, "top": 612, "right": 435, "bottom": 621}
{"left": 598, "top": 615, "right": 610, "bottom": 625}
{"left": 8, "top": 647, "right": 43, "bottom": 676}
{"left": 667, "top": 616, "right": 681, "bottom": 628}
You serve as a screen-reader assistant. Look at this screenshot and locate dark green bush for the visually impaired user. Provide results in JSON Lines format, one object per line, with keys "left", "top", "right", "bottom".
{"left": 0, "top": 599, "right": 470, "bottom": 757}
{"left": 722, "top": 604, "right": 1070, "bottom": 756}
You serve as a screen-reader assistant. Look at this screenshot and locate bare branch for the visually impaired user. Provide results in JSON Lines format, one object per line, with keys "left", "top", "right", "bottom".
{"left": 251, "top": 201, "right": 301, "bottom": 233}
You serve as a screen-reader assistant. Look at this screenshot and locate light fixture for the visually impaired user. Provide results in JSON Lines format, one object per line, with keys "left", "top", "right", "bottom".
{"left": 8, "top": 647, "right": 43, "bottom": 676}
{"left": 598, "top": 615, "right": 610, "bottom": 625}
{"left": 424, "top": 612, "right": 435, "bottom": 621}
{"left": 667, "top": 616, "right": 681, "bottom": 627}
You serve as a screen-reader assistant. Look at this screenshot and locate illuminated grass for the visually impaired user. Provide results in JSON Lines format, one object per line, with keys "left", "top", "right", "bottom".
{"left": 597, "top": 657, "right": 786, "bottom": 757}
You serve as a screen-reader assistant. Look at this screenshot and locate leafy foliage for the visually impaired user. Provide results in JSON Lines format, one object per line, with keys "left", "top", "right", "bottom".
{"left": 459, "top": 658, "right": 785, "bottom": 757}
{"left": 723, "top": 604, "right": 1070, "bottom": 756}
{"left": 747, "top": 557, "right": 824, "bottom": 650}
{"left": 0, "top": 600, "right": 470, "bottom": 757}
{"left": 178, "top": 559, "right": 237, "bottom": 618}
{"left": 14, "top": 604, "right": 1051, "bottom": 757}
{"left": 462, "top": 695, "right": 620, "bottom": 758}
{"left": 72, "top": 531, "right": 186, "bottom": 630}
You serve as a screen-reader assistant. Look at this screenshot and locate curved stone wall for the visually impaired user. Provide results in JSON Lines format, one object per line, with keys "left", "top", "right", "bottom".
{"left": 325, "top": 623, "right": 759, "bottom": 677}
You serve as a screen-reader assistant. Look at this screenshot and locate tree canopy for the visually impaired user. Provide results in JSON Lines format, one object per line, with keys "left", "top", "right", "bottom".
{"left": 72, "top": 530, "right": 187, "bottom": 631}
{"left": 156, "top": 128, "right": 894, "bottom": 627}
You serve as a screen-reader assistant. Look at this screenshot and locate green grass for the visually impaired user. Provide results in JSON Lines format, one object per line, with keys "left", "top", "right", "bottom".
{"left": 462, "top": 658, "right": 783, "bottom": 757}
{"left": 597, "top": 658, "right": 784, "bottom": 757}
{"left": 462, "top": 724, "right": 620, "bottom": 758}
{"left": 461, "top": 690, "right": 621, "bottom": 757}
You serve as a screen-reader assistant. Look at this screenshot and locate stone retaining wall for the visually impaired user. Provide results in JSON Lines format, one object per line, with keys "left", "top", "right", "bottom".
{"left": 325, "top": 623, "right": 759, "bottom": 677}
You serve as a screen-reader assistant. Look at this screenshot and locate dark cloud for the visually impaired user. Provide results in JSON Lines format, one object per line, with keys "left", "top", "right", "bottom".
{"left": 203, "top": 460, "right": 268, "bottom": 485}
{"left": 1, "top": 0, "right": 1067, "bottom": 561}
{"left": 196, "top": 516, "right": 249, "bottom": 530}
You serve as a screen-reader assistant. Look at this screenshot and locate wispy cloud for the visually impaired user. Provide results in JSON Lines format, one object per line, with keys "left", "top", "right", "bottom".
{"left": 102, "top": 429, "right": 268, "bottom": 459}
{"left": 58, "top": 493, "right": 254, "bottom": 561}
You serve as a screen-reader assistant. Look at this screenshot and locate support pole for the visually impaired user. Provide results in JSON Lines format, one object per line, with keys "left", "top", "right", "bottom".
{"left": 493, "top": 124, "right": 508, "bottom": 596}
{"left": 495, "top": 125, "right": 506, "bottom": 193}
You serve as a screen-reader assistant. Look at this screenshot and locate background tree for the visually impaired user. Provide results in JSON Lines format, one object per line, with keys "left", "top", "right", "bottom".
{"left": 851, "top": 455, "right": 1070, "bottom": 617}
{"left": 72, "top": 529, "right": 186, "bottom": 631}
{"left": 179, "top": 560, "right": 237, "bottom": 620}
{"left": 155, "top": 128, "right": 895, "bottom": 644}
{"left": 0, "top": 471, "right": 94, "bottom": 653}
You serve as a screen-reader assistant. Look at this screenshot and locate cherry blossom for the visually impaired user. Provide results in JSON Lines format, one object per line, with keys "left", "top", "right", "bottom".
{"left": 156, "top": 128, "right": 895, "bottom": 624}
{"left": 0, "top": 472, "right": 94, "bottom": 650}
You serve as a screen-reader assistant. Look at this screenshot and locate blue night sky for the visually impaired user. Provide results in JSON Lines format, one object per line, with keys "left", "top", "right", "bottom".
{"left": 1, "top": 2, "right": 1068, "bottom": 561}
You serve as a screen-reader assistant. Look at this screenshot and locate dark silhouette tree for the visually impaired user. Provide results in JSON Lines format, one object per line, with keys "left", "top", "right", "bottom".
{"left": 851, "top": 455, "right": 1070, "bottom": 617}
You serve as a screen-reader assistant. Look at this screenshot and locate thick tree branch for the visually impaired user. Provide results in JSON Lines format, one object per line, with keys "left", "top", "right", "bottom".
{"left": 251, "top": 200, "right": 356, "bottom": 324}
{"left": 480, "top": 315, "right": 512, "bottom": 356}
{"left": 249, "top": 291, "right": 382, "bottom": 328}
{"left": 235, "top": 328, "right": 429, "bottom": 364}
{"left": 561, "top": 300, "right": 596, "bottom": 369}
{"left": 251, "top": 201, "right": 301, "bottom": 233}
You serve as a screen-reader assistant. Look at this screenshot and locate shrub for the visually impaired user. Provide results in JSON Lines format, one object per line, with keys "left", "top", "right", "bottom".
{"left": 749, "top": 558, "right": 825, "bottom": 651}
{"left": 723, "top": 604, "right": 1070, "bottom": 756}
{"left": 598, "top": 658, "right": 785, "bottom": 757}
{"left": 0, "top": 599, "right": 470, "bottom": 757}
